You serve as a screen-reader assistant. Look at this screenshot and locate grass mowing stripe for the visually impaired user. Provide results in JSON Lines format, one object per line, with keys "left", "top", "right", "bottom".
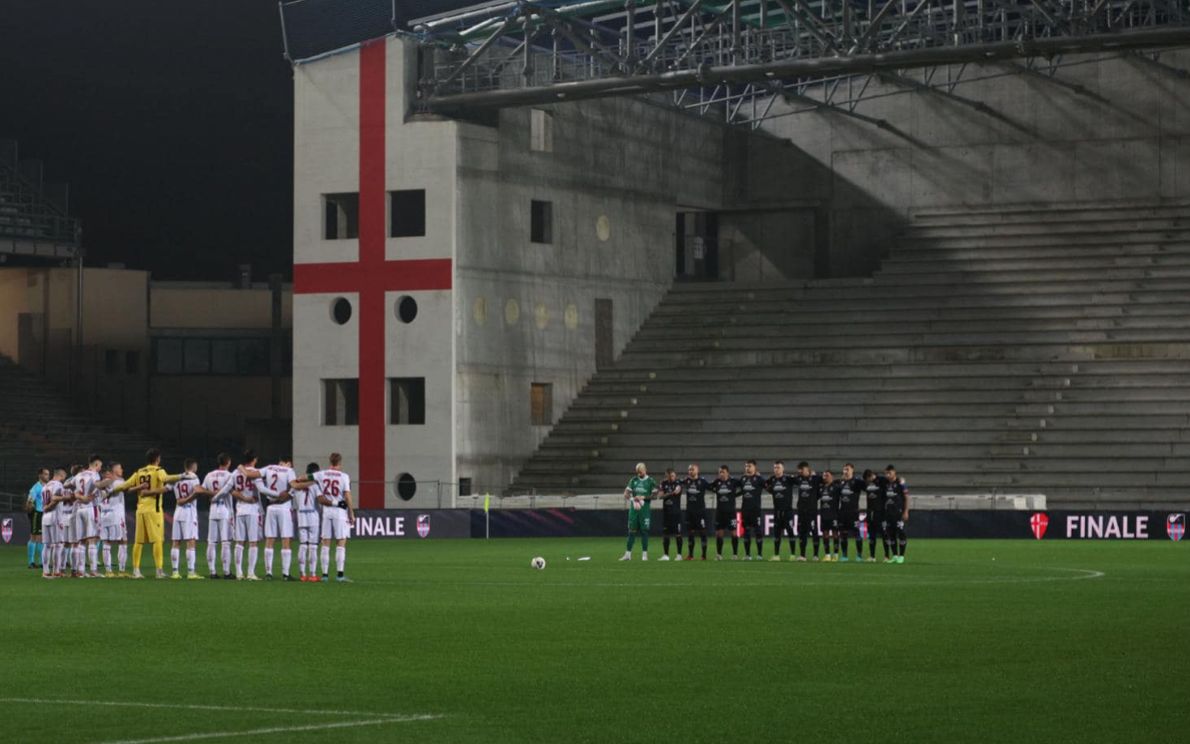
{"left": 0, "top": 697, "right": 429, "bottom": 719}
{"left": 87, "top": 716, "right": 442, "bottom": 744}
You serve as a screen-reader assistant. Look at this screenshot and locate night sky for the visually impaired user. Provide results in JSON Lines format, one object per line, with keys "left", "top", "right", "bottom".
{"left": 1, "top": 0, "right": 293, "bottom": 281}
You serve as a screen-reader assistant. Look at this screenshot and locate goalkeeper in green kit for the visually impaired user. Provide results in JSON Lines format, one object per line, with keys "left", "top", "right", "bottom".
{"left": 619, "top": 462, "right": 658, "bottom": 561}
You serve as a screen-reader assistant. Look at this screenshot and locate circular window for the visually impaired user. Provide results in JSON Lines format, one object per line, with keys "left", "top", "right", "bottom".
{"left": 396, "top": 473, "right": 417, "bottom": 501}
{"left": 395, "top": 295, "right": 418, "bottom": 324}
{"left": 330, "top": 297, "right": 352, "bottom": 325}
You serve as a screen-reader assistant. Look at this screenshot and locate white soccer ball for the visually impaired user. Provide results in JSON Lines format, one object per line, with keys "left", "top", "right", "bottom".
{"left": 530, "top": 556, "right": 546, "bottom": 570}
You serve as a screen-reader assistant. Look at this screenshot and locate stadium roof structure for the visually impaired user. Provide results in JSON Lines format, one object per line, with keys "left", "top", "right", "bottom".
{"left": 281, "top": 0, "right": 1190, "bottom": 127}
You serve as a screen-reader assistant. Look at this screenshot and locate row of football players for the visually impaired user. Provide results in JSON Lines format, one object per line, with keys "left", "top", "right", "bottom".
{"left": 654, "top": 460, "right": 909, "bottom": 562}
{"left": 36, "top": 451, "right": 356, "bottom": 581}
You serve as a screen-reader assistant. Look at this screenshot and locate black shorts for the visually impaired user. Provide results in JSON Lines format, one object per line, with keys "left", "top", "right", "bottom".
{"left": 30, "top": 510, "right": 42, "bottom": 536}
{"left": 838, "top": 513, "right": 859, "bottom": 532}
{"left": 686, "top": 512, "right": 707, "bottom": 531}
{"left": 739, "top": 511, "right": 762, "bottom": 533}
{"left": 772, "top": 509, "right": 794, "bottom": 533}
{"left": 714, "top": 511, "right": 736, "bottom": 531}
{"left": 796, "top": 511, "right": 818, "bottom": 535}
{"left": 820, "top": 514, "right": 839, "bottom": 531}
{"left": 662, "top": 509, "right": 682, "bottom": 534}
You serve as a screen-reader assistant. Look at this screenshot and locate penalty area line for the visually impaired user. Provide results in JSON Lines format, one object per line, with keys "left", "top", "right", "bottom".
{"left": 85, "top": 715, "right": 442, "bottom": 744}
{"left": 0, "top": 697, "right": 422, "bottom": 719}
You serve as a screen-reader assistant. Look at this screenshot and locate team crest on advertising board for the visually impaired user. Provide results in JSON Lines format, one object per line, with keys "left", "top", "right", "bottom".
{"left": 1168, "top": 514, "right": 1185, "bottom": 542}
{"left": 416, "top": 514, "right": 431, "bottom": 538}
{"left": 1029, "top": 512, "right": 1049, "bottom": 540}
{"left": 1, "top": 518, "right": 12, "bottom": 543}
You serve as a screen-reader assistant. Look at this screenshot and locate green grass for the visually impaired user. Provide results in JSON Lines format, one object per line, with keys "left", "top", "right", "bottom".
{"left": 4, "top": 538, "right": 1188, "bottom": 743}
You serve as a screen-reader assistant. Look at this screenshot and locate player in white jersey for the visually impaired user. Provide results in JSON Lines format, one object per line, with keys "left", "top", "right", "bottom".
{"left": 40, "top": 469, "right": 66, "bottom": 579}
{"left": 214, "top": 450, "right": 268, "bottom": 580}
{"left": 202, "top": 453, "right": 234, "bottom": 579}
{"left": 96, "top": 463, "right": 128, "bottom": 576}
{"left": 169, "top": 459, "right": 205, "bottom": 579}
{"left": 293, "top": 452, "right": 354, "bottom": 582}
{"left": 261, "top": 457, "right": 297, "bottom": 581}
{"left": 294, "top": 462, "right": 323, "bottom": 582}
{"left": 71, "top": 455, "right": 103, "bottom": 577}
{"left": 58, "top": 466, "right": 81, "bottom": 576}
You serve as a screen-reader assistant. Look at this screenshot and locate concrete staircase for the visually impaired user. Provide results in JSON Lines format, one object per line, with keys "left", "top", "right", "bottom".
{"left": 0, "top": 356, "right": 160, "bottom": 502}
{"left": 511, "top": 201, "right": 1190, "bottom": 510}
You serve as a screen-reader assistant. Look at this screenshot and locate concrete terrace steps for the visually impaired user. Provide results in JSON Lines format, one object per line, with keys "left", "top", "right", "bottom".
{"left": 908, "top": 200, "right": 1190, "bottom": 224}
{"left": 511, "top": 201, "right": 1190, "bottom": 505}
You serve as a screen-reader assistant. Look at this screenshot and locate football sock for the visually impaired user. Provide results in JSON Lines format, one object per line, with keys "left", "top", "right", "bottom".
{"left": 207, "top": 543, "right": 216, "bottom": 573}
{"left": 35, "top": 542, "right": 43, "bottom": 564}
{"left": 716, "top": 536, "right": 723, "bottom": 555}
{"left": 743, "top": 537, "right": 751, "bottom": 557}
{"left": 221, "top": 543, "right": 231, "bottom": 573}
{"left": 335, "top": 546, "right": 346, "bottom": 574}
{"left": 118, "top": 544, "right": 128, "bottom": 572}
{"left": 27, "top": 541, "right": 35, "bottom": 564}
{"left": 152, "top": 542, "right": 163, "bottom": 570}
{"left": 774, "top": 537, "right": 782, "bottom": 556}
{"left": 640, "top": 532, "right": 648, "bottom": 552}
{"left": 89, "top": 544, "right": 98, "bottom": 572}
{"left": 731, "top": 536, "right": 738, "bottom": 556}
{"left": 264, "top": 547, "right": 274, "bottom": 574}
{"left": 626, "top": 533, "right": 636, "bottom": 552}
{"left": 676, "top": 536, "right": 683, "bottom": 556}
{"left": 170, "top": 547, "right": 180, "bottom": 572}
{"left": 281, "top": 548, "right": 292, "bottom": 576}
{"left": 799, "top": 536, "right": 807, "bottom": 557}
{"left": 701, "top": 535, "right": 708, "bottom": 558}
{"left": 247, "top": 546, "right": 258, "bottom": 574}
{"left": 841, "top": 538, "right": 849, "bottom": 558}
{"left": 132, "top": 543, "right": 143, "bottom": 571}
{"left": 756, "top": 538, "right": 763, "bottom": 557}
{"left": 813, "top": 536, "right": 820, "bottom": 557}
{"left": 187, "top": 548, "right": 196, "bottom": 573}
{"left": 320, "top": 546, "right": 331, "bottom": 575}
{"left": 234, "top": 545, "right": 244, "bottom": 577}
{"left": 103, "top": 544, "right": 113, "bottom": 572}
{"left": 74, "top": 545, "right": 85, "bottom": 571}
{"left": 297, "top": 544, "right": 307, "bottom": 575}
{"left": 662, "top": 536, "right": 670, "bottom": 555}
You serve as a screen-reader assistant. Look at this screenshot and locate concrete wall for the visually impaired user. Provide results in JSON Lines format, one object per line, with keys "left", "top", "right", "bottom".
{"left": 758, "top": 51, "right": 1190, "bottom": 276}
{"left": 719, "top": 209, "right": 817, "bottom": 282}
{"left": 453, "top": 96, "right": 731, "bottom": 489}
{"left": 151, "top": 284, "right": 292, "bottom": 329}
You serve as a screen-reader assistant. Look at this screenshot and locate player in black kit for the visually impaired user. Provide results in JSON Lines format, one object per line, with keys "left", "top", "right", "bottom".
{"left": 834, "top": 463, "right": 864, "bottom": 561}
{"left": 862, "top": 469, "right": 887, "bottom": 562}
{"left": 710, "top": 465, "right": 741, "bottom": 560}
{"left": 737, "top": 460, "right": 766, "bottom": 560}
{"left": 765, "top": 460, "right": 796, "bottom": 561}
{"left": 792, "top": 461, "right": 822, "bottom": 561}
{"left": 681, "top": 464, "right": 711, "bottom": 560}
{"left": 880, "top": 464, "right": 910, "bottom": 563}
{"left": 817, "top": 471, "right": 839, "bottom": 562}
{"left": 659, "top": 468, "right": 684, "bottom": 561}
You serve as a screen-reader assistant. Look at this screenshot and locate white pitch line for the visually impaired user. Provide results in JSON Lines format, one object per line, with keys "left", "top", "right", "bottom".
{"left": 87, "top": 715, "right": 440, "bottom": 744}
{"left": 366, "top": 566, "right": 1105, "bottom": 589}
{"left": 0, "top": 697, "right": 424, "bottom": 719}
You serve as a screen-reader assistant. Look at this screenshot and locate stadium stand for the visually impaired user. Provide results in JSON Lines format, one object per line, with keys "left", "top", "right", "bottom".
{"left": 0, "top": 139, "right": 78, "bottom": 259}
{"left": 0, "top": 355, "right": 161, "bottom": 506}
{"left": 512, "top": 200, "right": 1190, "bottom": 510}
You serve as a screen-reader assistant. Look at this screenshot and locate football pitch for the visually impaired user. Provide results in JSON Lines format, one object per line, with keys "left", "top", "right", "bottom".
{"left": 4, "top": 538, "right": 1186, "bottom": 743}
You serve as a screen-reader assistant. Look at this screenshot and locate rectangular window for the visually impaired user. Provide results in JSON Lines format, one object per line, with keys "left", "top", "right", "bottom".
{"left": 126, "top": 350, "right": 140, "bottom": 375}
{"left": 236, "top": 338, "right": 269, "bottom": 375}
{"left": 212, "top": 339, "right": 238, "bottom": 375}
{"left": 530, "top": 200, "right": 552, "bottom": 244}
{"left": 323, "top": 378, "right": 359, "bottom": 426}
{"left": 530, "top": 382, "right": 553, "bottom": 426}
{"left": 389, "top": 377, "right": 426, "bottom": 425}
{"left": 458, "top": 478, "right": 472, "bottom": 497}
{"left": 183, "top": 338, "right": 211, "bottom": 374}
{"left": 323, "top": 193, "right": 359, "bottom": 240}
{"left": 389, "top": 189, "right": 426, "bottom": 237}
{"left": 153, "top": 341, "right": 180, "bottom": 374}
{"left": 530, "top": 109, "right": 553, "bottom": 152}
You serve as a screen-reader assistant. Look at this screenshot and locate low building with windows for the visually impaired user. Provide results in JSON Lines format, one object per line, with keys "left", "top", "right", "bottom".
{"left": 0, "top": 266, "right": 291, "bottom": 455}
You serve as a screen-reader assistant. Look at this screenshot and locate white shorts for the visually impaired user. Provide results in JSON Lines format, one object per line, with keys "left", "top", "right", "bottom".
{"left": 74, "top": 507, "right": 98, "bottom": 540}
{"left": 264, "top": 507, "right": 294, "bottom": 539}
{"left": 171, "top": 518, "right": 199, "bottom": 541}
{"left": 235, "top": 513, "right": 260, "bottom": 543}
{"left": 58, "top": 514, "right": 76, "bottom": 543}
{"left": 100, "top": 519, "right": 127, "bottom": 542}
{"left": 208, "top": 518, "right": 232, "bottom": 543}
{"left": 321, "top": 509, "right": 349, "bottom": 541}
{"left": 297, "top": 511, "right": 320, "bottom": 544}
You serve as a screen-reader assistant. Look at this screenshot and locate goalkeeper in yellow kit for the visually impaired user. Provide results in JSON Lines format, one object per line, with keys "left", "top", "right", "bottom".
{"left": 112, "top": 448, "right": 187, "bottom": 579}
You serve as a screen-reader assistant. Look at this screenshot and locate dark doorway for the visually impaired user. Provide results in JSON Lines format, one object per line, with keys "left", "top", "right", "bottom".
{"left": 675, "top": 211, "right": 719, "bottom": 280}
{"left": 595, "top": 298, "right": 614, "bottom": 369}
